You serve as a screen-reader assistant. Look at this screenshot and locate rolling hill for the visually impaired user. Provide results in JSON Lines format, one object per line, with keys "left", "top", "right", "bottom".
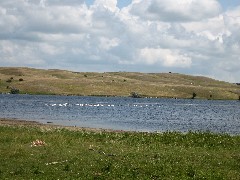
{"left": 0, "top": 67, "right": 239, "bottom": 100}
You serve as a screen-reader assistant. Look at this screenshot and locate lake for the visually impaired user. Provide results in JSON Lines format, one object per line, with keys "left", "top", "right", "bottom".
{"left": 0, "top": 94, "right": 240, "bottom": 134}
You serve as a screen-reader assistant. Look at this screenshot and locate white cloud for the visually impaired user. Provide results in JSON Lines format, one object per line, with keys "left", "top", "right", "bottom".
{"left": 131, "top": 0, "right": 221, "bottom": 22}
{"left": 138, "top": 48, "right": 192, "bottom": 67}
{"left": 0, "top": 0, "right": 239, "bottom": 82}
{"left": 99, "top": 37, "right": 120, "bottom": 50}
{"left": 93, "top": 0, "right": 118, "bottom": 12}
{"left": 0, "top": 40, "right": 45, "bottom": 66}
{"left": 28, "top": 0, "right": 85, "bottom": 7}
{"left": 39, "top": 43, "right": 65, "bottom": 55}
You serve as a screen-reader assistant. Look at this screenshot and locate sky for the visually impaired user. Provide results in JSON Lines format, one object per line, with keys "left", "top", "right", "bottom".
{"left": 0, "top": 0, "right": 240, "bottom": 83}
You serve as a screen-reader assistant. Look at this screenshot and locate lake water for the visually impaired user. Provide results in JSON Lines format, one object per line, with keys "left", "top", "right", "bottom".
{"left": 0, "top": 94, "right": 240, "bottom": 134}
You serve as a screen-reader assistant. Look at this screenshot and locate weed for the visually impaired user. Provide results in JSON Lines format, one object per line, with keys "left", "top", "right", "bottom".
{"left": 32, "top": 166, "right": 43, "bottom": 175}
{"left": 63, "top": 164, "right": 70, "bottom": 172}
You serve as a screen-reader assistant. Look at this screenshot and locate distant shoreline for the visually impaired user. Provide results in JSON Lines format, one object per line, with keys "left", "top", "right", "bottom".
{"left": 1, "top": 93, "right": 239, "bottom": 101}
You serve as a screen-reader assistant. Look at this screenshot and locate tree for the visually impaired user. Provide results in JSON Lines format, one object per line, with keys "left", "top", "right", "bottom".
{"left": 130, "top": 92, "right": 141, "bottom": 98}
{"left": 192, "top": 92, "right": 197, "bottom": 99}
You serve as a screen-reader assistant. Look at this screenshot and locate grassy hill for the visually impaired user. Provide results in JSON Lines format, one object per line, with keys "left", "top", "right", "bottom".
{"left": 0, "top": 67, "right": 239, "bottom": 100}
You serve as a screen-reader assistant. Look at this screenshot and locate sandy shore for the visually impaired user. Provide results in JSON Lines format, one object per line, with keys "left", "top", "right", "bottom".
{"left": 0, "top": 118, "right": 41, "bottom": 126}
{"left": 0, "top": 118, "right": 128, "bottom": 133}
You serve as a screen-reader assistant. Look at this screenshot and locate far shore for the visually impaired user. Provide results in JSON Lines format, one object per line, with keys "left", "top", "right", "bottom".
{"left": 1, "top": 67, "right": 240, "bottom": 100}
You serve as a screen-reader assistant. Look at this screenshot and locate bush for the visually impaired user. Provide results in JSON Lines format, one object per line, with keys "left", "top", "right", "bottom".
{"left": 10, "top": 88, "right": 20, "bottom": 94}
{"left": 6, "top": 79, "right": 12, "bottom": 83}
{"left": 19, "top": 78, "right": 24, "bottom": 81}
{"left": 131, "top": 92, "right": 141, "bottom": 98}
{"left": 192, "top": 92, "right": 197, "bottom": 99}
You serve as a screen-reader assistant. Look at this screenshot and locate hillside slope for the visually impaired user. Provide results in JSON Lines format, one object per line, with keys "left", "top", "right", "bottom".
{"left": 0, "top": 67, "right": 239, "bottom": 99}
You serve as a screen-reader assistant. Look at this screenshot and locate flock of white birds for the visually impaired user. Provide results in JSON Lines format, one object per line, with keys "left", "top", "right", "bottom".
{"left": 45, "top": 103, "right": 156, "bottom": 108}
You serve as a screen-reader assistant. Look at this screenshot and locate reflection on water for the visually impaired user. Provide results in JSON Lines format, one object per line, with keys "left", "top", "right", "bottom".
{"left": 0, "top": 94, "right": 240, "bottom": 134}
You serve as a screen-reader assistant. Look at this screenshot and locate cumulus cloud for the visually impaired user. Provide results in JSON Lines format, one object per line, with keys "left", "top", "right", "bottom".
{"left": 131, "top": 0, "right": 221, "bottom": 22}
{"left": 93, "top": 0, "right": 118, "bottom": 12}
{"left": 0, "top": 0, "right": 239, "bottom": 82}
{"left": 28, "top": 0, "right": 85, "bottom": 7}
{"left": 0, "top": 40, "right": 45, "bottom": 66}
{"left": 138, "top": 48, "right": 192, "bottom": 67}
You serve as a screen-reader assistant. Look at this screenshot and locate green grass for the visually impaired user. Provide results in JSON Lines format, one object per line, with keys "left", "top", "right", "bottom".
{"left": 0, "top": 67, "right": 240, "bottom": 99}
{"left": 0, "top": 125, "right": 239, "bottom": 179}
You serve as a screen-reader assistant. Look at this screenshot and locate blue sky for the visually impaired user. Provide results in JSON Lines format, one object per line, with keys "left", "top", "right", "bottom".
{"left": 0, "top": 0, "right": 240, "bottom": 82}
{"left": 117, "top": 0, "right": 132, "bottom": 8}
{"left": 219, "top": 0, "right": 240, "bottom": 9}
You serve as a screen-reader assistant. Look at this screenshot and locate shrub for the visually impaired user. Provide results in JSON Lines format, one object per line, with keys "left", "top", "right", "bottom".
{"left": 192, "top": 92, "right": 197, "bottom": 99}
{"left": 6, "top": 79, "right": 12, "bottom": 83}
{"left": 131, "top": 92, "right": 141, "bottom": 98}
{"left": 10, "top": 88, "right": 20, "bottom": 94}
{"left": 19, "top": 78, "right": 24, "bottom": 81}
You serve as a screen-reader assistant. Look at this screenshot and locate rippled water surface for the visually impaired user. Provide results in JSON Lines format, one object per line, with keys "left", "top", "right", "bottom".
{"left": 0, "top": 94, "right": 240, "bottom": 134}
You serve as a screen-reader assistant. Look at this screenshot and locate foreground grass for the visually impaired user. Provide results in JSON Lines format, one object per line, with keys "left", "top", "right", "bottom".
{"left": 0, "top": 125, "right": 239, "bottom": 179}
